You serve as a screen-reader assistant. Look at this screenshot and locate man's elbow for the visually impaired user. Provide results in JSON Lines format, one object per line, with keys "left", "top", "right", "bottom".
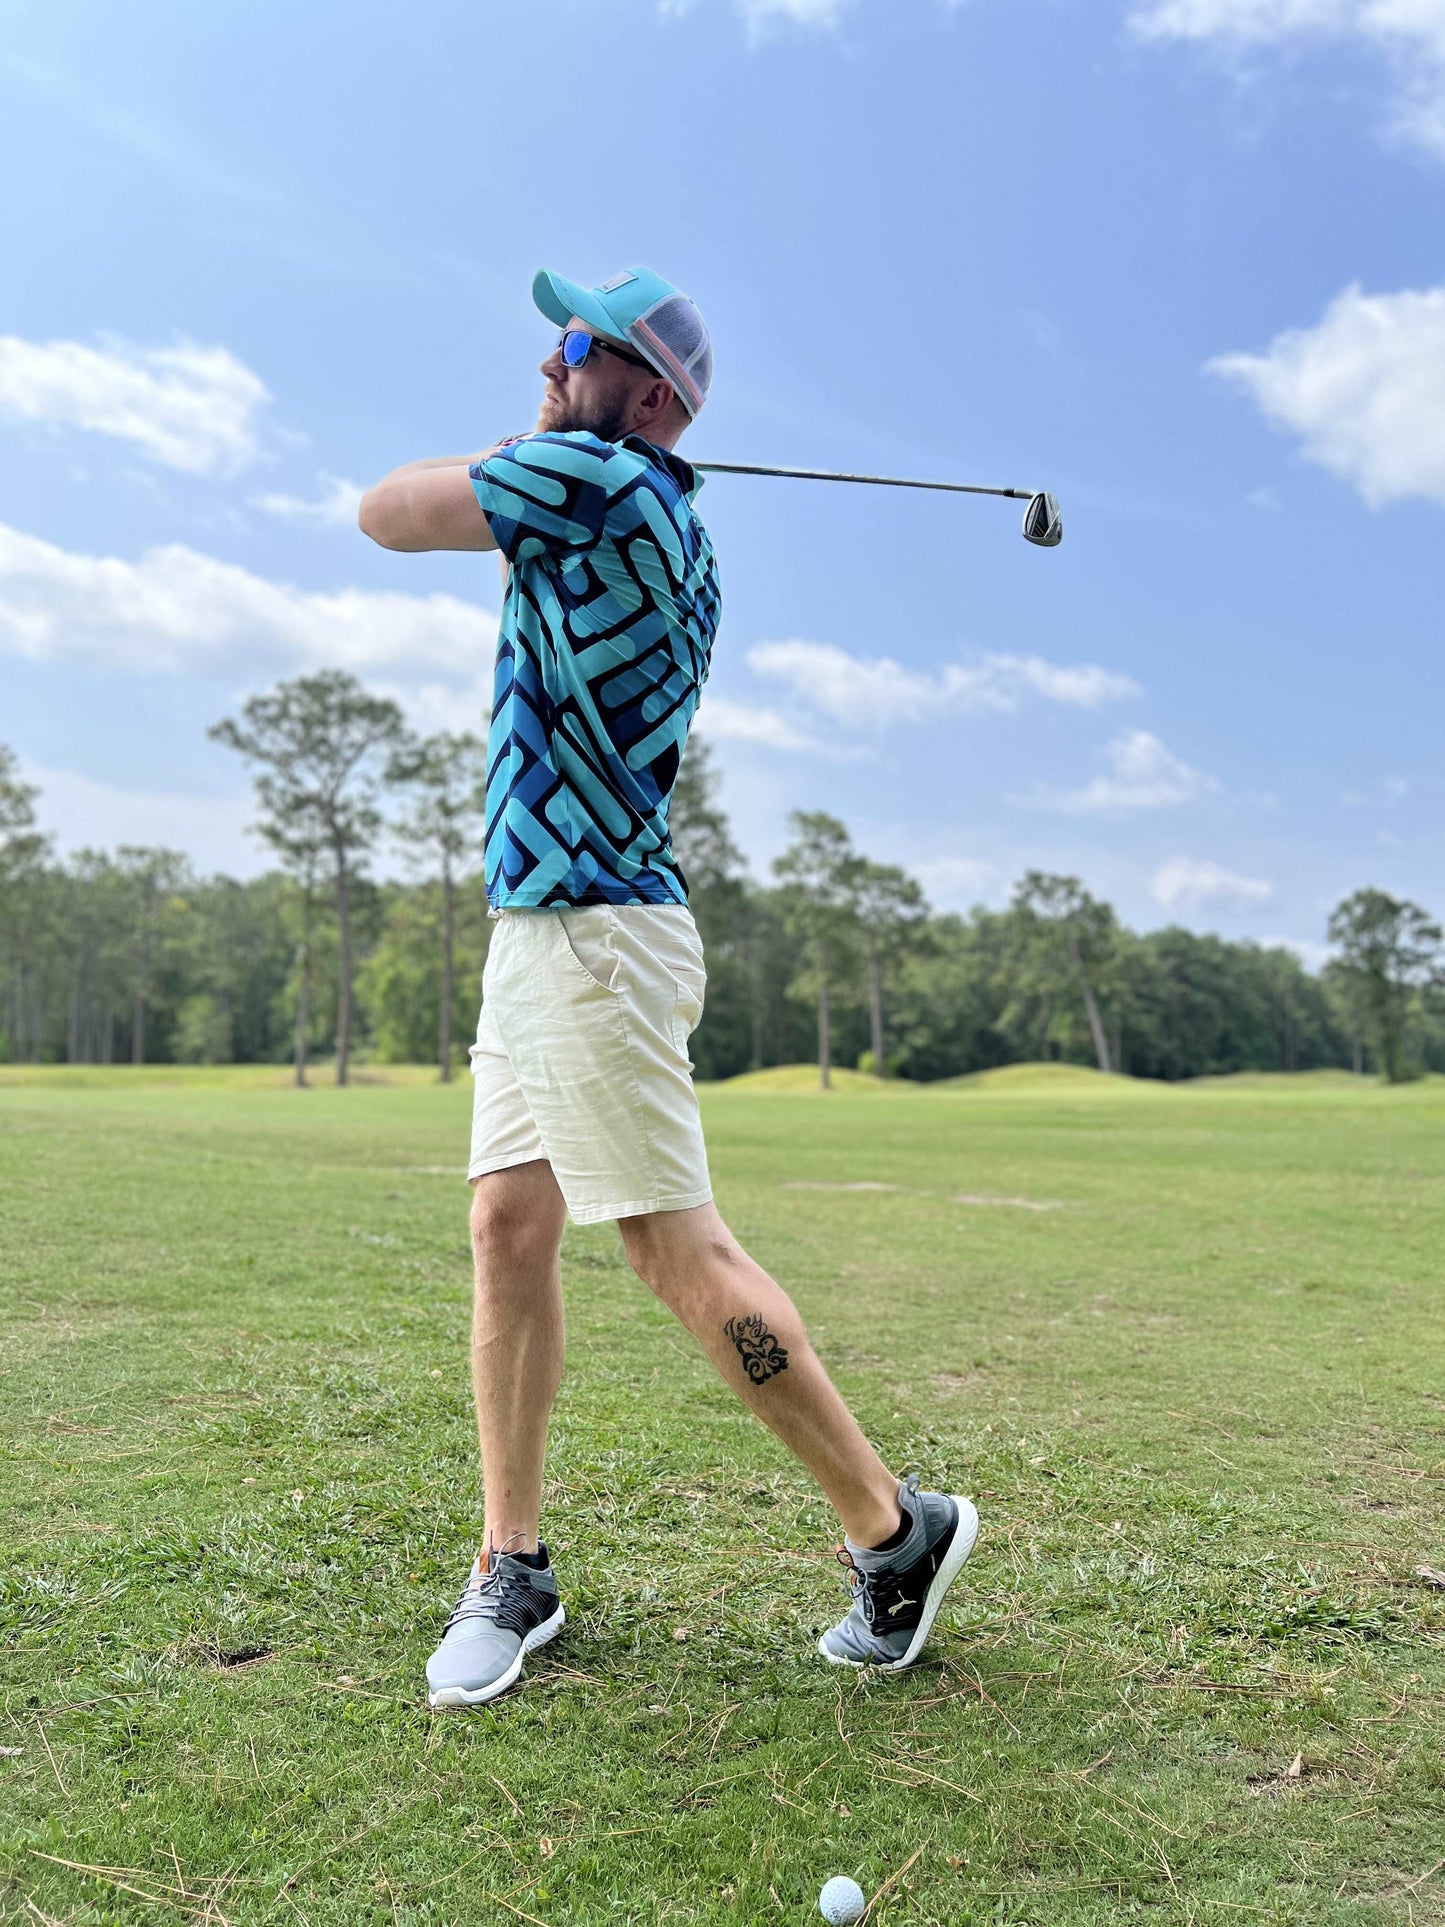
{"left": 357, "top": 485, "right": 413, "bottom": 550}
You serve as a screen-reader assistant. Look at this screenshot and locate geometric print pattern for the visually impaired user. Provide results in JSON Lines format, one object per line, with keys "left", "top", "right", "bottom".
{"left": 470, "top": 431, "right": 721, "bottom": 909}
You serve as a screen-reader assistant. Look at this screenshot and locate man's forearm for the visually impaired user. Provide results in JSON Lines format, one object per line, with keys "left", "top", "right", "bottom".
{"left": 359, "top": 444, "right": 509, "bottom": 553}
{"left": 382, "top": 453, "right": 485, "bottom": 480}
{"left": 380, "top": 431, "right": 525, "bottom": 483}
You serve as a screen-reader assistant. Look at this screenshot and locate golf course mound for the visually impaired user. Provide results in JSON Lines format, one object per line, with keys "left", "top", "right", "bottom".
{"left": 710, "top": 1061, "right": 1157, "bottom": 1096}
{"left": 1183, "top": 1067, "right": 1389, "bottom": 1091}
{"left": 710, "top": 1061, "right": 1180, "bottom": 1096}
{"left": 710, "top": 1063, "right": 898, "bottom": 1094}
{"left": 938, "top": 1060, "right": 1153, "bottom": 1094}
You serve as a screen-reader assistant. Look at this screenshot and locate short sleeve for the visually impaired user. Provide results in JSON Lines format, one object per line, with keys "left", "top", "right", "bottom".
{"left": 470, "top": 432, "right": 616, "bottom": 565}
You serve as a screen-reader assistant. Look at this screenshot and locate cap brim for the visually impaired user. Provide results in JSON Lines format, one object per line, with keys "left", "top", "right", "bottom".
{"left": 532, "top": 269, "right": 627, "bottom": 345}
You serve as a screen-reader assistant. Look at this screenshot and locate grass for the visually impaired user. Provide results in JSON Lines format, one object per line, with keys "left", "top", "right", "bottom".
{"left": 2, "top": 1067, "right": 1442, "bottom": 1926}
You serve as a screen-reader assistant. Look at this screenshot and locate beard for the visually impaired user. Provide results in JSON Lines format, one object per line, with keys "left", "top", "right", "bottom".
{"left": 535, "top": 389, "right": 632, "bottom": 442}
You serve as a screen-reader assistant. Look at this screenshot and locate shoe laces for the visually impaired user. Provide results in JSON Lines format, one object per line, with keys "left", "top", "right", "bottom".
{"left": 834, "top": 1477, "right": 922, "bottom": 1630}
{"left": 834, "top": 1546, "right": 914, "bottom": 1631}
{"left": 444, "top": 1530, "right": 535, "bottom": 1634}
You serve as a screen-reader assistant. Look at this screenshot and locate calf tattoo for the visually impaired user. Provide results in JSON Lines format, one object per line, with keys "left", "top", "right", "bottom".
{"left": 724, "top": 1312, "right": 790, "bottom": 1385}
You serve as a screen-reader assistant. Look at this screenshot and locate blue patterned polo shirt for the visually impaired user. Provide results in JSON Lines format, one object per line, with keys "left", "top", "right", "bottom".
{"left": 470, "top": 432, "right": 720, "bottom": 909}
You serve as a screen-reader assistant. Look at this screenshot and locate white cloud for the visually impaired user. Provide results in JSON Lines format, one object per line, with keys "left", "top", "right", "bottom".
{"left": 22, "top": 760, "right": 262, "bottom": 875}
{"left": 0, "top": 521, "right": 498, "bottom": 677}
{"left": 745, "top": 640, "right": 1138, "bottom": 730}
{"left": 1152, "top": 855, "right": 1274, "bottom": 909}
{"left": 692, "top": 695, "right": 825, "bottom": 752}
{"left": 1006, "top": 656, "right": 1140, "bottom": 707}
{"left": 1132, "top": 1, "right": 1354, "bottom": 40}
{"left": 1259, "top": 933, "right": 1332, "bottom": 970}
{"left": 1026, "top": 730, "right": 1217, "bottom": 814}
{"left": 741, "top": 0, "right": 851, "bottom": 24}
{"left": 1208, "top": 284, "right": 1445, "bottom": 507}
{"left": 660, "top": 0, "right": 852, "bottom": 27}
{"left": 369, "top": 676, "right": 493, "bottom": 738}
{"left": 912, "top": 855, "right": 997, "bottom": 905}
{"left": 0, "top": 335, "right": 270, "bottom": 475}
{"left": 253, "top": 473, "right": 365, "bottom": 527}
{"left": 1131, "top": 0, "right": 1445, "bottom": 156}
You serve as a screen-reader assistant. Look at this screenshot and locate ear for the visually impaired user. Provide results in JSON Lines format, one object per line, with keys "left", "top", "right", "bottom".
{"left": 631, "top": 374, "right": 677, "bottom": 431}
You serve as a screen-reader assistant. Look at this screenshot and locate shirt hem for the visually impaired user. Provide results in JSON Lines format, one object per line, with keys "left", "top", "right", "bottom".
{"left": 488, "top": 886, "right": 688, "bottom": 913}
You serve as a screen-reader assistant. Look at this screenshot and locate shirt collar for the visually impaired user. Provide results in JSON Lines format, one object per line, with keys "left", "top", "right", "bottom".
{"left": 621, "top": 434, "right": 702, "bottom": 500}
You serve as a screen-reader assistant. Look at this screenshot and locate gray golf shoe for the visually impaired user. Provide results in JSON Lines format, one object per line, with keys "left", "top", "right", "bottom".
{"left": 818, "top": 1475, "right": 979, "bottom": 1670}
{"left": 426, "top": 1538, "right": 565, "bottom": 1708}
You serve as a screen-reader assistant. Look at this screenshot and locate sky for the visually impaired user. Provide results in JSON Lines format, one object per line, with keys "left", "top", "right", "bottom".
{"left": 2, "top": 0, "right": 1442, "bottom": 960}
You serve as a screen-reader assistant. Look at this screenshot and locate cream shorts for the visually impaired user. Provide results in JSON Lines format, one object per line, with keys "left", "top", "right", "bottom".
{"left": 468, "top": 903, "right": 713, "bottom": 1225}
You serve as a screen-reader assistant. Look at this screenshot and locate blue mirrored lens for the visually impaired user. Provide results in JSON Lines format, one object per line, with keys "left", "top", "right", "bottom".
{"left": 561, "top": 330, "right": 592, "bottom": 368}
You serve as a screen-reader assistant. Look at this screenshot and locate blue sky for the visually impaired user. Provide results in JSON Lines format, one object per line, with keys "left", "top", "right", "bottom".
{"left": 3, "top": 0, "right": 1442, "bottom": 958}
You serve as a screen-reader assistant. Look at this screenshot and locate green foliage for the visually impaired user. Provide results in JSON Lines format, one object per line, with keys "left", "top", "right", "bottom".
{"left": 356, "top": 879, "right": 489, "bottom": 1065}
{"left": 6, "top": 733, "right": 1445, "bottom": 1086}
{"left": 1005, "top": 872, "right": 1119, "bottom": 1072}
{"left": 668, "top": 740, "right": 756, "bottom": 1078}
{"left": 383, "top": 730, "right": 488, "bottom": 1079}
{"left": 1327, "top": 887, "right": 1443, "bottom": 1083}
{"left": 774, "top": 812, "right": 865, "bottom": 1087}
{"left": 172, "top": 992, "right": 235, "bottom": 1064}
{"left": 210, "top": 671, "right": 407, "bottom": 1085}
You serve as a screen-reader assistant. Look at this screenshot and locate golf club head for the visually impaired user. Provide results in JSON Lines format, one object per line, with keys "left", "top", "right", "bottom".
{"left": 1022, "top": 491, "right": 1062, "bottom": 547}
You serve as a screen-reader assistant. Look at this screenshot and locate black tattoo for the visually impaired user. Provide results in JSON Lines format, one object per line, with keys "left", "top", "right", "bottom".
{"left": 724, "top": 1312, "right": 789, "bottom": 1385}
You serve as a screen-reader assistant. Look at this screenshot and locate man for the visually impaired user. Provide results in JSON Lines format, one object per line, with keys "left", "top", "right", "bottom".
{"left": 359, "top": 266, "right": 978, "bottom": 1708}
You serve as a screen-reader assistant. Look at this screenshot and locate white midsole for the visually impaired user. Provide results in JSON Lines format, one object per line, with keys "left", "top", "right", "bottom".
{"left": 818, "top": 1496, "right": 979, "bottom": 1671}
{"left": 428, "top": 1603, "right": 566, "bottom": 1708}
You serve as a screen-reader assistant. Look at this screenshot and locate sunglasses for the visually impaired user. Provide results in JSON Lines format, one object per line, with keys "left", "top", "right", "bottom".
{"left": 558, "top": 328, "right": 653, "bottom": 373}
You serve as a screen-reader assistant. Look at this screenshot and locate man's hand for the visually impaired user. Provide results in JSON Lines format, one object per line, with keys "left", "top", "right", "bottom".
{"left": 357, "top": 437, "right": 524, "bottom": 553}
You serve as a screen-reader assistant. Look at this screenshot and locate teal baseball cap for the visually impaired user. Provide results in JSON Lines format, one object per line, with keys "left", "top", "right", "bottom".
{"left": 532, "top": 265, "right": 713, "bottom": 418}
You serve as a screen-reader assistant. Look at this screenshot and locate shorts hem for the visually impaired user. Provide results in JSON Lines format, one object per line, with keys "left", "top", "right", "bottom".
{"left": 566, "top": 1185, "right": 714, "bottom": 1227}
{"left": 467, "top": 1149, "right": 549, "bottom": 1183}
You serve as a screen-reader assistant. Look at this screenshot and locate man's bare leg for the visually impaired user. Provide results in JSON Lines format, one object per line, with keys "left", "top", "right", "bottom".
{"left": 469, "top": 1159, "right": 569, "bottom": 1555}
{"left": 618, "top": 1201, "right": 903, "bottom": 1549}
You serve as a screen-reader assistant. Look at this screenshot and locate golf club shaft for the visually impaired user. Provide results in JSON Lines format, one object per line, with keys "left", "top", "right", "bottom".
{"left": 692, "top": 460, "right": 1034, "bottom": 501}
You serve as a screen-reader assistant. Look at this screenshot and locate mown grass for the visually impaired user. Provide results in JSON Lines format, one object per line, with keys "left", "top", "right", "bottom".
{"left": 2, "top": 1068, "right": 1442, "bottom": 1925}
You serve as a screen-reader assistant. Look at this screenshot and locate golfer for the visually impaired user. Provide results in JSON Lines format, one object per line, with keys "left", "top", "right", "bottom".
{"left": 359, "top": 267, "right": 978, "bottom": 1707}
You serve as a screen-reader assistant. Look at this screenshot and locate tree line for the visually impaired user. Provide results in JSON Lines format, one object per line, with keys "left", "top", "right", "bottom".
{"left": 2, "top": 671, "right": 1442, "bottom": 1085}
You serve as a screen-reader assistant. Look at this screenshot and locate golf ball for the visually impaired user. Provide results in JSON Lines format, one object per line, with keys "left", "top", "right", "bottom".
{"left": 819, "top": 1875, "right": 866, "bottom": 1925}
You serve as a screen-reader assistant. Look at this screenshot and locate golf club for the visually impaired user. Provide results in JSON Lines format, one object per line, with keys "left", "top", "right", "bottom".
{"left": 693, "top": 460, "right": 1063, "bottom": 547}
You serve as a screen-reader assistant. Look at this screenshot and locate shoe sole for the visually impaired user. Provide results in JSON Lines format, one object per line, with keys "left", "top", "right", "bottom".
{"left": 817, "top": 1496, "right": 979, "bottom": 1672}
{"left": 427, "top": 1604, "right": 566, "bottom": 1709}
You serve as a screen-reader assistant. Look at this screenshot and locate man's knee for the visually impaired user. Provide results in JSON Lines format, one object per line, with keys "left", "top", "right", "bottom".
{"left": 470, "top": 1166, "right": 563, "bottom": 1281}
{"left": 620, "top": 1208, "right": 740, "bottom": 1298}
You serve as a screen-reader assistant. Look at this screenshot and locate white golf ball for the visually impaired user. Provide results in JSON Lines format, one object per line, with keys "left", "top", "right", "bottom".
{"left": 819, "top": 1875, "right": 866, "bottom": 1925}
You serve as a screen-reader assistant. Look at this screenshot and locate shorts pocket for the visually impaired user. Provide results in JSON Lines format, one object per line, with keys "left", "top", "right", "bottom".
{"left": 671, "top": 962, "right": 706, "bottom": 1060}
{"left": 555, "top": 908, "right": 620, "bottom": 993}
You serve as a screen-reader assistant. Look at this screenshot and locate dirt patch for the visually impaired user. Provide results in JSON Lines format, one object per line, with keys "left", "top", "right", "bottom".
{"left": 215, "top": 1643, "right": 273, "bottom": 1670}
{"left": 783, "top": 1180, "right": 909, "bottom": 1193}
{"left": 931, "top": 1370, "right": 990, "bottom": 1398}
{"left": 1363, "top": 1863, "right": 1445, "bottom": 1919}
{"left": 1247, "top": 1752, "right": 1310, "bottom": 1798}
{"left": 952, "top": 1193, "right": 1066, "bottom": 1212}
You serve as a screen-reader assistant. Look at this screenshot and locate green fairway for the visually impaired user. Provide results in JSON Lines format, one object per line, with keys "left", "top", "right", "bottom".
{"left": 2, "top": 1069, "right": 1442, "bottom": 1925}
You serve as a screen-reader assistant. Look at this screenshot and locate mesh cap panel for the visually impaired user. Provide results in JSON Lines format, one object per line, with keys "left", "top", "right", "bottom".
{"left": 630, "top": 294, "right": 713, "bottom": 418}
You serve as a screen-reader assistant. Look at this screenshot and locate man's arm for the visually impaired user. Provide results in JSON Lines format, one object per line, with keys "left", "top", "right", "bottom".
{"left": 358, "top": 445, "right": 511, "bottom": 553}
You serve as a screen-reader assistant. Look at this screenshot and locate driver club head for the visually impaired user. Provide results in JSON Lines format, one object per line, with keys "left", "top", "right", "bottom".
{"left": 1022, "top": 491, "right": 1063, "bottom": 547}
